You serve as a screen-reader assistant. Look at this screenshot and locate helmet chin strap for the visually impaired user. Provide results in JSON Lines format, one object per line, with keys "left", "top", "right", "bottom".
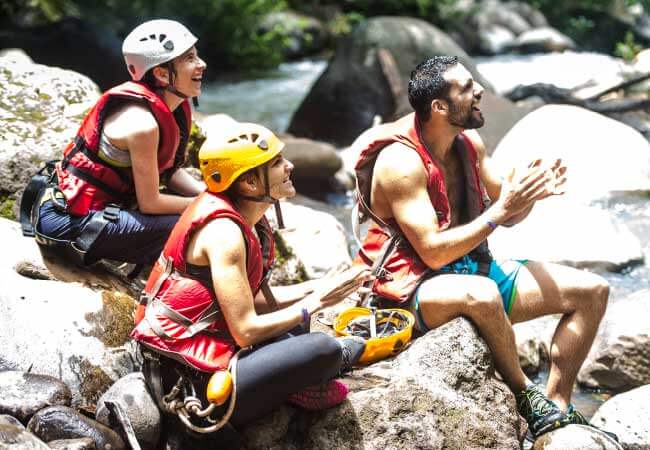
{"left": 165, "top": 62, "right": 199, "bottom": 107}
{"left": 239, "top": 165, "right": 285, "bottom": 229}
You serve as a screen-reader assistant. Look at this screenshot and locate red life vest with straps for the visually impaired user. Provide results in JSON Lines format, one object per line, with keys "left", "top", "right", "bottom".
{"left": 131, "top": 191, "right": 275, "bottom": 372}
{"left": 55, "top": 81, "right": 192, "bottom": 216}
{"left": 354, "top": 113, "right": 491, "bottom": 303}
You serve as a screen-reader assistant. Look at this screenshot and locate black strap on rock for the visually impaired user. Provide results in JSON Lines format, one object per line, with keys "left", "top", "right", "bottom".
{"left": 141, "top": 347, "right": 167, "bottom": 412}
{"left": 20, "top": 161, "right": 58, "bottom": 237}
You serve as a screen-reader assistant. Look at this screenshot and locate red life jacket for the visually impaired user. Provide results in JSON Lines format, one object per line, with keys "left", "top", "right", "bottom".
{"left": 55, "top": 81, "right": 192, "bottom": 216}
{"left": 131, "top": 191, "right": 275, "bottom": 372}
{"left": 354, "top": 113, "right": 491, "bottom": 303}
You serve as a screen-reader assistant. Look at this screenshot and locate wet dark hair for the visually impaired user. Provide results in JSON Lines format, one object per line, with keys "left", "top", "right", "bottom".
{"left": 408, "top": 56, "right": 459, "bottom": 121}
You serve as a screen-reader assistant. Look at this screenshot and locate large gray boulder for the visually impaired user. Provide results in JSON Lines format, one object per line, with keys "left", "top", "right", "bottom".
{"left": 0, "top": 218, "right": 139, "bottom": 408}
{"left": 242, "top": 318, "right": 525, "bottom": 449}
{"left": 460, "top": 0, "right": 573, "bottom": 55}
{"left": 491, "top": 105, "right": 650, "bottom": 203}
{"left": 532, "top": 424, "right": 623, "bottom": 449}
{"left": 265, "top": 201, "right": 352, "bottom": 279}
{"left": 95, "top": 373, "right": 161, "bottom": 450}
{"left": 0, "top": 52, "right": 99, "bottom": 205}
{"left": 578, "top": 290, "right": 650, "bottom": 391}
{"left": 288, "top": 16, "right": 494, "bottom": 147}
{"left": 489, "top": 201, "right": 643, "bottom": 272}
{"left": 0, "top": 372, "right": 71, "bottom": 424}
{"left": 27, "top": 406, "right": 125, "bottom": 450}
{"left": 591, "top": 384, "right": 650, "bottom": 449}
{"left": 258, "top": 10, "right": 329, "bottom": 59}
{"left": 0, "top": 424, "right": 49, "bottom": 450}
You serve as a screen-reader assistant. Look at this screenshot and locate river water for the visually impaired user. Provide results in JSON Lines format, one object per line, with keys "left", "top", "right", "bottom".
{"left": 199, "top": 55, "right": 650, "bottom": 418}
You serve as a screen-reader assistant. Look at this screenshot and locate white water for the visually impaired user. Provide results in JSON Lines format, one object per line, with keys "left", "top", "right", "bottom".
{"left": 198, "top": 59, "right": 327, "bottom": 133}
{"left": 474, "top": 51, "right": 633, "bottom": 95}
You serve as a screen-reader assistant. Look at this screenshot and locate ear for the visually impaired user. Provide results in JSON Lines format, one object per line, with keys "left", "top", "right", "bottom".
{"left": 431, "top": 99, "right": 448, "bottom": 114}
{"left": 238, "top": 171, "right": 259, "bottom": 195}
{"left": 152, "top": 66, "right": 169, "bottom": 85}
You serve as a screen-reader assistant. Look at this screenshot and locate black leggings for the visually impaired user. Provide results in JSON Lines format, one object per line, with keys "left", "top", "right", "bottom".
{"left": 230, "top": 331, "right": 342, "bottom": 425}
{"left": 149, "top": 332, "right": 342, "bottom": 429}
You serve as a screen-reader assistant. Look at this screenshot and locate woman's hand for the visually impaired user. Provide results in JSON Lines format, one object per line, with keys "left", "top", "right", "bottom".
{"left": 304, "top": 266, "right": 373, "bottom": 313}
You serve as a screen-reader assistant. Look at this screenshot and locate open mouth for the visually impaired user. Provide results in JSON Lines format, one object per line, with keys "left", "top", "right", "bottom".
{"left": 191, "top": 76, "right": 202, "bottom": 82}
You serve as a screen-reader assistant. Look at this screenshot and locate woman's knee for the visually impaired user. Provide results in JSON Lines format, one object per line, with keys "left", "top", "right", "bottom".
{"left": 301, "top": 332, "right": 342, "bottom": 369}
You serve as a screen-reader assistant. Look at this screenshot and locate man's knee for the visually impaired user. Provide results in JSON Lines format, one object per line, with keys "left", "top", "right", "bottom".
{"left": 588, "top": 274, "right": 609, "bottom": 316}
{"left": 463, "top": 284, "right": 504, "bottom": 320}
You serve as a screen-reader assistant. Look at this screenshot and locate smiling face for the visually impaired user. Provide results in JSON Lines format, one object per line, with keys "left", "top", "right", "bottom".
{"left": 265, "top": 152, "right": 296, "bottom": 200}
{"left": 440, "top": 64, "right": 485, "bottom": 129}
{"left": 169, "top": 46, "right": 207, "bottom": 97}
{"left": 257, "top": 153, "right": 296, "bottom": 200}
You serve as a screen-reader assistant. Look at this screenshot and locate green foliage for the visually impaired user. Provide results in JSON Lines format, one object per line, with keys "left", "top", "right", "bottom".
{"left": 615, "top": 31, "right": 644, "bottom": 60}
{"left": 6, "top": 0, "right": 287, "bottom": 71}
{"left": 0, "top": 194, "right": 16, "bottom": 221}
{"left": 327, "top": 11, "right": 365, "bottom": 40}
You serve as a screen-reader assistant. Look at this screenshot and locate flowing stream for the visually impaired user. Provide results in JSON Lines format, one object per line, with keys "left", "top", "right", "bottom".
{"left": 199, "top": 55, "right": 650, "bottom": 418}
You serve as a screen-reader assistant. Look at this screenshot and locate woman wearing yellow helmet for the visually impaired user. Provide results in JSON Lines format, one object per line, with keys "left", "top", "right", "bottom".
{"left": 131, "top": 123, "right": 371, "bottom": 438}
{"left": 24, "top": 19, "right": 207, "bottom": 268}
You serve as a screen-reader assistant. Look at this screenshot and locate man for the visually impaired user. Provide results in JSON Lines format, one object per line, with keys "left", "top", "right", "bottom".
{"left": 354, "top": 56, "right": 614, "bottom": 440}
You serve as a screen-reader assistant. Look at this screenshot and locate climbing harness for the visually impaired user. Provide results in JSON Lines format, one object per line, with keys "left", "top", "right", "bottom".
{"left": 142, "top": 346, "right": 244, "bottom": 434}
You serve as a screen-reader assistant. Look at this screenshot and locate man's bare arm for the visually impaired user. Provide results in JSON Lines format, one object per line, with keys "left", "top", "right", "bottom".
{"left": 377, "top": 142, "right": 550, "bottom": 269}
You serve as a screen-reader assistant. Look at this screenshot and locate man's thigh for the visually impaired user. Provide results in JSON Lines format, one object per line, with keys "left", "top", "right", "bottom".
{"left": 508, "top": 261, "right": 606, "bottom": 324}
{"left": 413, "top": 273, "right": 501, "bottom": 331}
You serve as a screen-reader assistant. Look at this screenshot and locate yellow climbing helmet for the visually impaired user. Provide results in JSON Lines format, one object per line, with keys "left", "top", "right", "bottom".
{"left": 334, "top": 307, "right": 415, "bottom": 364}
{"left": 198, "top": 123, "right": 285, "bottom": 193}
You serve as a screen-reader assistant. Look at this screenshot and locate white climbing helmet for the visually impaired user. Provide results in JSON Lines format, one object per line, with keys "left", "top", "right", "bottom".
{"left": 122, "top": 19, "right": 198, "bottom": 81}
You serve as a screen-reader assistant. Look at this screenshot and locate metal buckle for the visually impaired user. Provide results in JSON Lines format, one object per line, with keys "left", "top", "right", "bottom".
{"left": 103, "top": 204, "right": 120, "bottom": 221}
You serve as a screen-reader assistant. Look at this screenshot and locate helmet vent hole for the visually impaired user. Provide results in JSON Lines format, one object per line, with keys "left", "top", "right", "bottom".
{"left": 228, "top": 138, "right": 238, "bottom": 143}
{"left": 149, "top": 34, "right": 156, "bottom": 39}
{"left": 139, "top": 37, "right": 147, "bottom": 42}
{"left": 251, "top": 133, "right": 259, "bottom": 142}
{"left": 159, "top": 34, "right": 166, "bottom": 42}
{"left": 211, "top": 172, "right": 221, "bottom": 183}
{"left": 239, "top": 134, "right": 248, "bottom": 140}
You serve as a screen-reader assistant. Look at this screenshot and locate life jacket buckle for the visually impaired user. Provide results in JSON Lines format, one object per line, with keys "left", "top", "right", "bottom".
{"left": 103, "top": 204, "right": 120, "bottom": 221}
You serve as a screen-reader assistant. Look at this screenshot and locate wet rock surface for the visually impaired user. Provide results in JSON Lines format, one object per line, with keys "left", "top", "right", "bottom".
{"left": 0, "top": 415, "right": 24, "bottom": 429}
{"left": 27, "top": 406, "right": 125, "bottom": 450}
{"left": 532, "top": 424, "right": 623, "bottom": 449}
{"left": 591, "top": 384, "right": 650, "bottom": 449}
{"left": 95, "top": 373, "right": 161, "bottom": 450}
{"left": 0, "top": 371, "right": 71, "bottom": 424}
{"left": 47, "top": 437, "right": 96, "bottom": 450}
{"left": 0, "top": 423, "right": 50, "bottom": 449}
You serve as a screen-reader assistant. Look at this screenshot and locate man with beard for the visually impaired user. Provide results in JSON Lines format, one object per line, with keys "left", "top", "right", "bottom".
{"left": 352, "top": 56, "right": 616, "bottom": 441}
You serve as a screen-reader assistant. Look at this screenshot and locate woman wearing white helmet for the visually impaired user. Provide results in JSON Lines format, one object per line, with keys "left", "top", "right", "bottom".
{"left": 27, "top": 19, "right": 207, "bottom": 268}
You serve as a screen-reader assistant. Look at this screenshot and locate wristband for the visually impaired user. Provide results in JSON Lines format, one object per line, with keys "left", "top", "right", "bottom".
{"left": 486, "top": 220, "right": 498, "bottom": 230}
{"left": 301, "top": 307, "right": 310, "bottom": 326}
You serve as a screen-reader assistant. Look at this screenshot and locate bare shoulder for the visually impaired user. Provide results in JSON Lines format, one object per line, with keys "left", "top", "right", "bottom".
{"left": 106, "top": 103, "right": 159, "bottom": 138}
{"left": 375, "top": 142, "right": 427, "bottom": 189}
{"left": 462, "top": 129, "right": 487, "bottom": 158}
{"left": 199, "top": 218, "right": 246, "bottom": 263}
